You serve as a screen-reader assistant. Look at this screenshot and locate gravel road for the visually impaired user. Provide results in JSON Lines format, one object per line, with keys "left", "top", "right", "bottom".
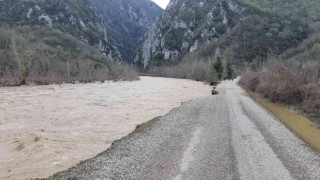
{"left": 50, "top": 79, "right": 320, "bottom": 180}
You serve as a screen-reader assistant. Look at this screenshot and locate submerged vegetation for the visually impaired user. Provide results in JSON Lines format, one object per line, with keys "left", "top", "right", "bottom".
{"left": 0, "top": 25, "right": 138, "bottom": 86}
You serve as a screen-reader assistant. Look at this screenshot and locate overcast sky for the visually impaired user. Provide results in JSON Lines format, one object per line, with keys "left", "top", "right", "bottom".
{"left": 152, "top": 0, "right": 170, "bottom": 9}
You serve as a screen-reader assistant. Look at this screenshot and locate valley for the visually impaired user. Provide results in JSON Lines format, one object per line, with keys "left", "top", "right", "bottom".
{"left": 0, "top": 0, "right": 320, "bottom": 179}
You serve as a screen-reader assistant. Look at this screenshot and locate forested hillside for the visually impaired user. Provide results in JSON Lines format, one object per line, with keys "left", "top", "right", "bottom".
{"left": 136, "top": 0, "right": 320, "bottom": 76}
{"left": 0, "top": 0, "right": 163, "bottom": 85}
{"left": 0, "top": 0, "right": 122, "bottom": 59}
{"left": 0, "top": 0, "right": 162, "bottom": 62}
{"left": 240, "top": 22, "right": 320, "bottom": 123}
{"left": 0, "top": 25, "right": 138, "bottom": 86}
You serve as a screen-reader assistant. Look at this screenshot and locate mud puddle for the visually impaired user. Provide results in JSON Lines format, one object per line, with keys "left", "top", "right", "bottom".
{"left": 249, "top": 93, "right": 320, "bottom": 152}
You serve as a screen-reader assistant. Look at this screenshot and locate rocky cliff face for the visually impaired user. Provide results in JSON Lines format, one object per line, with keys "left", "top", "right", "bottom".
{"left": 89, "top": 0, "right": 163, "bottom": 63}
{"left": 135, "top": 0, "right": 244, "bottom": 68}
{"left": 0, "top": 0, "right": 122, "bottom": 59}
{"left": 135, "top": 0, "right": 313, "bottom": 69}
{"left": 0, "top": 0, "right": 162, "bottom": 62}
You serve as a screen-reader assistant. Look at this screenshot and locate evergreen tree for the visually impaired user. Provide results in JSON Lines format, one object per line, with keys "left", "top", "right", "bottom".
{"left": 226, "top": 60, "right": 233, "bottom": 79}
{"left": 212, "top": 57, "right": 224, "bottom": 80}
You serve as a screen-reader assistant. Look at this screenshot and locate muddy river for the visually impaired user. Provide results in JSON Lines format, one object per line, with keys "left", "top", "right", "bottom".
{"left": 0, "top": 76, "right": 210, "bottom": 179}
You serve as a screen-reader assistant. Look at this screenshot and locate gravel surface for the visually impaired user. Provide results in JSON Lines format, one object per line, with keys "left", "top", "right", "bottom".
{"left": 49, "top": 79, "right": 320, "bottom": 180}
{"left": 0, "top": 76, "right": 211, "bottom": 179}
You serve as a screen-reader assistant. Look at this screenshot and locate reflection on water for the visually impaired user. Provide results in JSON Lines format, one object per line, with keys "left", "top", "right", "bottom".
{"left": 0, "top": 77, "right": 210, "bottom": 179}
{"left": 249, "top": 93, "right": 320, "bottom": 152}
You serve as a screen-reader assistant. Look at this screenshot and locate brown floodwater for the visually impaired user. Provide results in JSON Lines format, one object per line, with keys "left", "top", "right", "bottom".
{"left": 249, "top": 93, "right": 320, "bottom": 152}
{"left": 0, "top": 76, "right": 211, "bottom": 179}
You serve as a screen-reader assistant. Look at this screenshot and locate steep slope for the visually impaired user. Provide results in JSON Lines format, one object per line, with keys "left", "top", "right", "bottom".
{"left": 0, "top": 0, "right": 122, "bottom": 59}
{"left": 0, "top": 0, "right": 162, "bottom": 62}
{"left": 0, "top": 25, "right": 138, "bottom": 86}
{"left": 280, "top": 22, "right": 320, "bottom": 62}
{"left": 89, "top": 0, "right": 163, "bottom": 63}
{"left": 136, "top": 0, "right": 320, "bottom": 68}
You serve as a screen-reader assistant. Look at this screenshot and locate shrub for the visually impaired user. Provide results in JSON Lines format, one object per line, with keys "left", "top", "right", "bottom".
{"left": 302, "top": 84, "right": 320, "bottom": 120}
{"left": 240, "top": 59, "right": 320, "bottom": 123}
{"left": 212, "top": 57, "right": 224, "bottom": 80}
{"left": 239, "top": 71, "right": 260, "bottom": 92}
{"left": 148, "top": 59, "right": 214, "bottom": 82}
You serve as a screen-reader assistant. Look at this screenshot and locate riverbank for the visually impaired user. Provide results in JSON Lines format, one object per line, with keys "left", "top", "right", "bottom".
{"left": 50, "top": 77, "right": 320, "bottom": 180}
{"left": 0, "top": 76, "right": 211, "bottom": 179}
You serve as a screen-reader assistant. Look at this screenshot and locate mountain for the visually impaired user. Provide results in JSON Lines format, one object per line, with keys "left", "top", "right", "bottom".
{"left": 0, "top": 0, "right": 165, "bottom": 85}
{"left": 135, "top": 0, "right": 320, "bottom": 69}
{"left": 89, "top": 0, "right": 163, "bottom": 63}
{"left": 0, "top": 0, "right": 162, "bottom": 62}
{"left": 0, "top": 0, "right": 122, "bottom": 59}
